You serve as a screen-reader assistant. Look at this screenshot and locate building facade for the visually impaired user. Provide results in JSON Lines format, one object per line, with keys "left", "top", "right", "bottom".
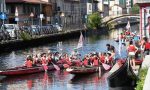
{"left": 137, "top": 0, "right": 150, "bottom": 38}
{"left": 5, "top": 0, "right": 52, "bottom": 26}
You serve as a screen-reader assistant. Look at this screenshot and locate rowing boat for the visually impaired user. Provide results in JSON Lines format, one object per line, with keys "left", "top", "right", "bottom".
{"left": 0, "top": 64, "right": 63, "bottom": 76}
{"left": 66, "top": 65, "right": 109, "bottom": 75}
{"left": 107, "top": 59, "right": 137, "bottom": 87}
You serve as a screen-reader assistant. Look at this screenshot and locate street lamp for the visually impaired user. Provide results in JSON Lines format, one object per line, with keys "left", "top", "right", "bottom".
{"left": 30, "top": 12, "right": 34, "bottom": 25}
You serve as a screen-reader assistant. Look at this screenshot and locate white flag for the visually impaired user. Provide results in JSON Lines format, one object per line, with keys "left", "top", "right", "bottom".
{"left": 15, "top": 7, "right": 18, "bottom": 16}
{"left": 77, "top": 32, "right": 84, "bottom": 49}
{"left": 126, "top": 21, "right": 130, "bottom": 30}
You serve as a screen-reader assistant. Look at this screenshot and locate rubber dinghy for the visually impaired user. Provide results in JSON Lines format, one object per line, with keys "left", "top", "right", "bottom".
{"left": 107, "top": 59, "right": 137, "bottom": 87}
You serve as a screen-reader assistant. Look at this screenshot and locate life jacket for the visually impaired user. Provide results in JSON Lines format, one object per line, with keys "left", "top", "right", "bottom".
{"left": 41, "top": 57, "right": 47, "bottom": 65}
{"left": 83, "top": 59, "right": 88, "bottom": 66}
{"left": 145, "top": 42, "right": 150, "bottom": 50}
{"left": 100, "top": 55, "right": 105, "bottom": 63}
{"left": 26, "top": 60, "right": 33, "bottom": 68}
{"left": 93, "top": 58, "right": 99, "bottom": 66}
{"left": 128, "top": 45, "right": 136, "bottom": 52}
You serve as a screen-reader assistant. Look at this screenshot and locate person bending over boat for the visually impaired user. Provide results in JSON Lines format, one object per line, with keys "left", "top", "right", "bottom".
{"left": 25, "top": 55, "right": 33, "bottom": 68}
{"left": 127, "top": 40, "right": 138, "bottom": 70}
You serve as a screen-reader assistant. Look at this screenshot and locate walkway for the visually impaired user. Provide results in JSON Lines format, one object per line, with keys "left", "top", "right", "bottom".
{"left": 142, "top": 55, "right": 150, "bottom": 90}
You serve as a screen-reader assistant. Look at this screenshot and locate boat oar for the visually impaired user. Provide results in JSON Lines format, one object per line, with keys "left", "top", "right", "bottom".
{"left": 51, "top": 62, "right": 60, "bottom": 70}
{"left": 102, "top": 63, "right": 111, "bottom": 71}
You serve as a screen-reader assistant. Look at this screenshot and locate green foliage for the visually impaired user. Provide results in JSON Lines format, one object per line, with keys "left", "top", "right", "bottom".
{"left": 87, "top": 12, "right": 102, "bottom": 30}
{"left": 20, "top": 31, "right": 32, "bottom": 40}
{"left": 135, "top": 68, "right": 148, "bottom": 90}
{"left": 131, "top": 4, "right": 140, "bottom": 14}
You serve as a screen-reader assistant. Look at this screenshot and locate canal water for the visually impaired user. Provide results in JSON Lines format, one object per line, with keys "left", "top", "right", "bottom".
{"left": 0, "top": 24, "right": 139, "bottom": 90}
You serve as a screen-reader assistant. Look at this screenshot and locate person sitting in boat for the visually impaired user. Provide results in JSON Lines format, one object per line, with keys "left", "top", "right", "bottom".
{"left": 46, "top": 53, "right": 53, "bottom": 65}
{"left": 83, "top": 55, "right": 90, "bottom": 66}
{"left": 25, "top": 55, "right": 33, "bottom": 68}
{"left": 93, "top": 55, "right": 100, "bottom": 67}
{"left": 41, "top": 53, "right": 48, "bottom": 72}
{"left": 99, "top": 52, "right": 106, "bottom": 63}
{"left": 32, "top": 54, "right": 41, "bottom": 66}
{"left": 127, "top": 40, "right": 138, "bottom": 69}
{"left": 106, "top": 52, "right": 114, "bottom": 66}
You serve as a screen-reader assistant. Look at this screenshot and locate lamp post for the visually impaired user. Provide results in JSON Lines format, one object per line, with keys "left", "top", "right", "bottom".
{"left": 30, "top": 12, "right": 34, "bottom": 25}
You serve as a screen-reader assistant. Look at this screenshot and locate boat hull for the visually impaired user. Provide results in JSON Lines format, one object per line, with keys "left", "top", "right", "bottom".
{"left": 0, "top": 64, "right": 63, "bottom": 76}
{"left": 108, "top": 60, "right": 137, "bottom": 87}
{"left": 66, "top": 65, "right": 107, "bottom": 75}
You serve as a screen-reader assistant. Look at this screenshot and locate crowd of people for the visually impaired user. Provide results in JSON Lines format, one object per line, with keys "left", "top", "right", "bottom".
{"left": 24, "top": 29, "right": 150, "bottom": 71}
{"left": 24, "top": 45, "right": 116, "bottom": 70}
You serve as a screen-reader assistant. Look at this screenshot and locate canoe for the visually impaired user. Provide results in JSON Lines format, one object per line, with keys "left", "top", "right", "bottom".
{"left": 0, "top": 64, "right": 63, "bottom": 76}
{"left": 66, "top": 65, "right": 108, "bottom": 75}
{"left": 107, "top": 59, "right": 137, "bottom": 87}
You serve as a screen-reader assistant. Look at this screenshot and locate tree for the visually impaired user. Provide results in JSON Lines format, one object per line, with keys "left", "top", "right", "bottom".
{"left": 131, "top": 4, "right": 139, "bottom": 14}
{"left": 87, "top": 12, "right": 102, "bottom": 30}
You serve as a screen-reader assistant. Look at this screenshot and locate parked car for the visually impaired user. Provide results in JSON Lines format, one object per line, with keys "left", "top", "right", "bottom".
{"left": 4, "top": 24, "right": 19, "bottom": 39}
{"left": 53, "top": 24, "right": 63, "bottom": 32}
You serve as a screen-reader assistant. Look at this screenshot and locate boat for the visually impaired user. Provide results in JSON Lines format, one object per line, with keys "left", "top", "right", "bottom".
{"left": 0, "top": 64, "right": 64, "bottom": 76}
{"left": 107, "top": 59, "right": 137, "bottom": 87}
{"left": 66, "top": 65, "right": 108, "bottom": 75}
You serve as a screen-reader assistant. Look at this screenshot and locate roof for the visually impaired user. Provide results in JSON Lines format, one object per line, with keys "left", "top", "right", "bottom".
{"left": 6, "top": 0, "right": 51, "bottom": 4}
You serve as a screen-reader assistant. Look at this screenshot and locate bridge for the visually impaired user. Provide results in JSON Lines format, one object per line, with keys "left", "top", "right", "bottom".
{"left": 103, "top": 14, "right": 140, "bottom": 25}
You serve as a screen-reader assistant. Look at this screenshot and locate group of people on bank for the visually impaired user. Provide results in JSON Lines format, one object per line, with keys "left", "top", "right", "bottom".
{"left": 117, "top": 29, "right": 150, "bottom": 69}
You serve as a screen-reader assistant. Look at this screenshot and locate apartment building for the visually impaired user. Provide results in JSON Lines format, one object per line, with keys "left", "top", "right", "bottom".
{"left": 5, "top": 0, "right": 52, "bottom": 26}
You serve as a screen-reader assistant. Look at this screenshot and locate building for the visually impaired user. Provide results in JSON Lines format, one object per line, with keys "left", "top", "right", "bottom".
{"left": 136, "top": 0, "right": 150, "bottom": 38}
{"left": 5, "top": 0, "right": 52, "bottom": 26}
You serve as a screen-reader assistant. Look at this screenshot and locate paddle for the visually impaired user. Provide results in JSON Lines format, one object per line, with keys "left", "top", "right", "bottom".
{"left": 102, "top": 63, "right": 111, "bottom": 71}
{"left": 51, "top": 62, "right": 60, "bottom": 70}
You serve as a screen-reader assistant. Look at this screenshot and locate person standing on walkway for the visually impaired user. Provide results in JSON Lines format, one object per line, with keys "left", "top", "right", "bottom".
{"left": 127, "top": 40, "right": 138, "bottom": 69}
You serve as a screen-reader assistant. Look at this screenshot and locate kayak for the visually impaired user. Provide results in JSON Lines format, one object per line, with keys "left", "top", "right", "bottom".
{"left": 0, "top": 64, "right": 63, "bottom": 76}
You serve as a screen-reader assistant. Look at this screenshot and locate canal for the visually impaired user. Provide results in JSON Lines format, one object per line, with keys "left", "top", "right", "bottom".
{"left": 0, "top": 24, "right": 139, "bottom": 90}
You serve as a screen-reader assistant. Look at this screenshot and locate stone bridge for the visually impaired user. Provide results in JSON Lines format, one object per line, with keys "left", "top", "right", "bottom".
{"left": 103, "top": 14, "right": 140, "bottom": 25}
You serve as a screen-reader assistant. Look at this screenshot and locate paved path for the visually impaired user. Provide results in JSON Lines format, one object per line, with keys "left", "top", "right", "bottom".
{"left": 142, "top": 55, "right": 150, "bottom": 90}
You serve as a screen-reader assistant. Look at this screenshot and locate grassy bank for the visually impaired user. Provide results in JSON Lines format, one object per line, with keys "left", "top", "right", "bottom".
{"left": 135, "top": 68, "right": 148, "bottom": 90}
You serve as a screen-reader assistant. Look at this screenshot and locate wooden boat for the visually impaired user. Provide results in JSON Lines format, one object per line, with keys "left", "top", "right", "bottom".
{"left": 107, "top": 59, "right": 137, "bottom": 87}
{"left": 66, "top": 65, "right": 108, "bottom": 75}
{"left": 0, "top": 64, "right": 63, "bottom": 76}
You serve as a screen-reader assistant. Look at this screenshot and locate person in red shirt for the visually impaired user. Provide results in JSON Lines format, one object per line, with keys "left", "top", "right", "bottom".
{"left": 127, "top": 41, "right": 138, "bottom": 69}
{"left": 25, "top": 55, "right": 33, "bottom": 68}
{"left": 41, "top": 53, "right": 48, "bottom": 72}
{"left": 143, "top": 37, "right": 150, "bottom": 55}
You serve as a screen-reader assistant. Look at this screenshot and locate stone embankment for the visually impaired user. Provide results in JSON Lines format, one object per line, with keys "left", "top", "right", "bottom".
{"left": 0, "top": 29, "right": 84, "bottom": 53}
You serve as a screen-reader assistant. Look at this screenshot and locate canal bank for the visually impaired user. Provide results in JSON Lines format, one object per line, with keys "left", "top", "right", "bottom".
{"left": 0, "top": 28, "right": 109, "bottom": 54}
{"left": 0, "top": 29, "right": 83, "bottom": 53}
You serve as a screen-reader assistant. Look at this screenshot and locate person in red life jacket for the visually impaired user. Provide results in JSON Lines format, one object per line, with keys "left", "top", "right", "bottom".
{"left": 83, "top": 55, "right": 89, "bottom": 66}
{"left": 93, "top": 55, "right": 99, "bottom": 66}
{"left": 41, "top": 53, "right": 48, "bottom": 72}
{"left": 143, "top": 37, "right": 150, "bottom": 55}
{"left": 107, "top": 52, "right": 114, "bottom": 66}
{"left": 99, "top": 52, "right": 106, "bottom": 63}
{"left": 46, "top": 53, "right": 53, "bottom": 65}
{"left": 127, "top": 40, "right": 138, "bottom": 69}
{"left": 25, "top": 55, "right": 33, "bottom": 68}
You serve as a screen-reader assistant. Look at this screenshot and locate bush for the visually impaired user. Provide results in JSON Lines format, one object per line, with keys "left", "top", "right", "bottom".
{"left": 135, "top": 68, "right": 148, "bottom": 90}
{"left": 87, "top": 12, "right": 102, "bottom": 30}
{"left": 20, "top": 31, "right": 32, "bottom": 40}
